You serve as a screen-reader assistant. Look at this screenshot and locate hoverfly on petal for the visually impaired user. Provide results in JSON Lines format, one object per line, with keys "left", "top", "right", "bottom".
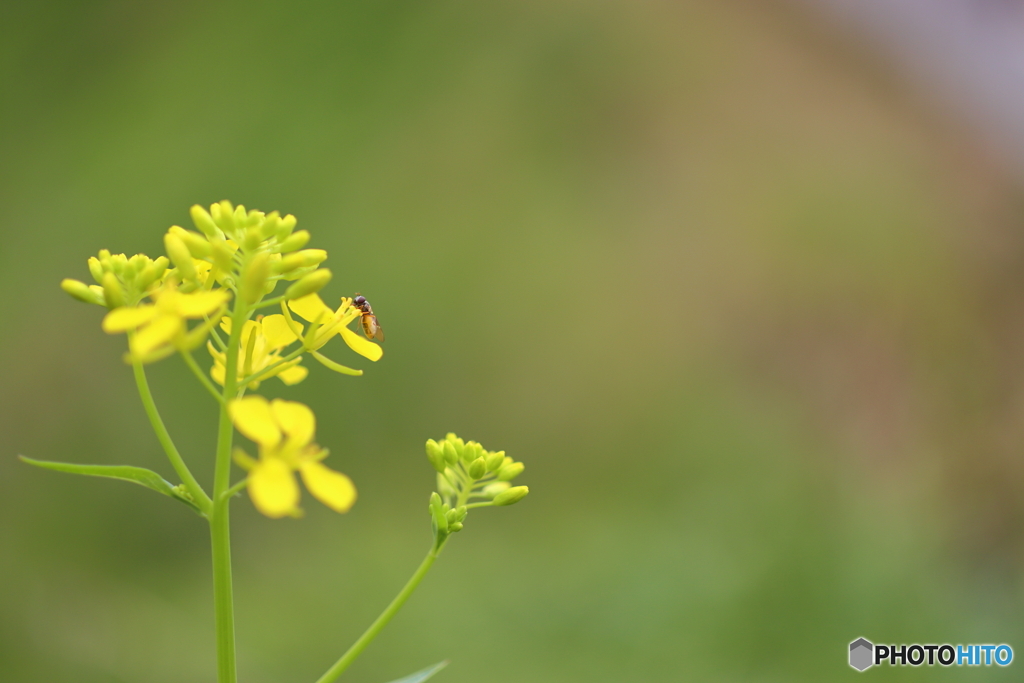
{"left": 352, "top": 294, "right": 384, "bottom": 342}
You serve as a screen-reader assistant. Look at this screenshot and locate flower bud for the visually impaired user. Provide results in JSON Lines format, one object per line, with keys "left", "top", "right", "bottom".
{"left": 430, "top": 491, "right": 443, "bottom": 509}
{"left": 496, "top": 462, "right": 525, "bottom": 481}
{"left": 261, "top": 211, "right": 282, "bottom": 239}
{"left": 243, "top": 224, "right": 263, "bottom": 251}
{"left": 273, "top": 249, "right": 328, "bottom": 275}
{"left": 276, "top": 214, "right": 298, "bottom": 240}
{"left": 284, "top": 269, "right": 332, "bottom": 300}
{"left": 468, "top": 457, "right": 487, "bottom": 479}
{"left": 240, "top": 251, "right": 271, "bottom": 304}
{"left": 447, "top": 436, "right": 466, "bottom": 461}
{"left": 169, "top": 226, "right": 212, "bottom": 258}
{"left": 101, "top": 272, "right": 125, "bottom": 308}
{"left": 448, "top": 522, "right": 464, "bottom": 533}
{"left": 61, "top": 278, "right": 104, "bottom": 305}
{"left": 485, "top": 451, "right": 505, "bottom": 472}
{"left": 212, "top": 200, "right": 236, "bottom": 233}
{"left": 442, "top": 440, "right": 459, "bottom": 466}
{"left": 87, "top": 256, "right": 105, "bottom": 283}
{"left": 493, "top": 485, "right": 529, "bottom": 506}
{"left": 164, "top": 233, "right": 197, "bottom": 281}
{"left": 276, "top": 229, "right": 310, "bottom": 253}
{"left": 460, "top": 440, "right": 479, "bottom": 464}
{"left": 482, "top": 481, "right": 510, "bottom": 498}
{"left": 431, "top": 503, "right": 448, "bottom": 535}
{"left": 190, "top": 204, "right": 223, "bottom": 239}
{"left": 425, "top": 439, "right": 446, "bottom": 473}
{"left": 136, "top": 256, "right": 169, "bottom": 290}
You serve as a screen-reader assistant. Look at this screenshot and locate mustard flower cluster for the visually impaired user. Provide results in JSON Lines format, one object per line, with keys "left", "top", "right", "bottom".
{"left": 60, "top": 201, "right": 382, "bottom": 518}
{"left": 425, "top": 433, "right": 529, "bottom": 549}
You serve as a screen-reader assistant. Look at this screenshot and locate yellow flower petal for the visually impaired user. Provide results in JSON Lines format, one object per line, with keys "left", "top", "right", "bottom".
{"left": 339, "top": 326, "right": 383, "bottom": 361}
{"left": 300, "top": 461, "right": 356, "bottom": 513}
{"left": 130, "top": 314, "right": 183, "bottom": 356}
{"left": 211, "top": 362, "right": 226, "bottom": 386}
{"left": 270, "top": 399, "right": 315, "bottom": 447}
{"left": 229, "top": 396, "right": 281, "bottom": 447}
{"left": 277, "top": 363, "right": 309, "bottom": 385}
{"left": 102, "top": 305, "right": 159, "bottom": 333}
{"left": 175, "top": 289, "right": 230, "bottom": 317}
{"left": 249, "top": 458, "right": 300, "bottom": 518}
{"left": 261, "top": 314, "right": 297, "bottom": 349}
{"left": 288, "top": 293, "right": 333, "bottom": 324}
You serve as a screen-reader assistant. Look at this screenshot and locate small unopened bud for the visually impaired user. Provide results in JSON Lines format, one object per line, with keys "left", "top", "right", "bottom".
{"left": 61, "top": 278, "right": 104, "bottom": 305}
{"left": 284, "top": 269, "right": 332, "bottom": 300}
{"left": 137, "top": 256, "right": 169, "bottom": 290}
{"left": 240, "top": 251, "right": 271, "bottom": 304}
{"left": 213, "top": 200, "right": 237, "bottom": 232}
{"left": 101, "top": 272, "right": 125, "bottom": 308}
{"left": 277, "top": 229, "right": 310, "bottom": 253}
{"left": 429, "top": 492, "right": 443, "bottom": 509}
{"left": 261, "top": 212, "right": 282, "bottom": 239}
{"left": 164, "top": 233, "right": 197, "bottom": 281}
{"left": 482, "top": 482, "right": 511, "bottom": 498}
{"left": 243, "top": 224, "right": 263, "bottom": 251}
{"left": 448, "top": 522, "right": 464, "bottom": 532}
{"left": 485, "top": 451, "right": 505, "bottom": 472}
{"left": 442, "top": 440, "right": 459, "bottom": 467}
{"left": 169, "top": 226, "right": 212, "bottom": 258}
{"left": 88, "top": 256, "right": 105, "bottom": 283}
{"left": 190, "top": 204, "right": 223, "bottom": 239}
{"left": 468, "top": 457, "right": 487, "bottom": 479}
{"left": 496, "top": 462, "right": 525, "bottom": 481}
{"left": 493, "top": 485, "right": 529, "bottom": 506}
{"left": 425, "top": 439, "right": 446, "bottom": 473}
{"left": 273, "top": 249, "right": 328, "bottom": 275}
{"left": 460, "top": 441, "right": 480, "bottom": 464}
{"left": 276, "top": 214, "right": 297, "bottom": 240}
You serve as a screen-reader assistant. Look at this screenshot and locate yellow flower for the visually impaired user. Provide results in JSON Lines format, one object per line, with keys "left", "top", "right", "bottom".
{"left": 285, "top": 293, "right": 383, "bottom": 361}
{"left": 102, "top": 285, "right": 230, "bottom": 362}
{"left": 229, "top": 396, "right": 356, "bottom": 518}
{"left": 208, "top": 315, "right": 308, "bottom": 389}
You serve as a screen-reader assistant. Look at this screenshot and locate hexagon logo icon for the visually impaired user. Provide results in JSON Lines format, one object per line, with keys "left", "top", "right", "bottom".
{"left": 850, "top": 638, "right": 874, "bottom": 671}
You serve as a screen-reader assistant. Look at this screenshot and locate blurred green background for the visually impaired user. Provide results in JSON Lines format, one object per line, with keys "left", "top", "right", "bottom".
{"left": 4, "top": 1, "right": 1024, "bottom": 681}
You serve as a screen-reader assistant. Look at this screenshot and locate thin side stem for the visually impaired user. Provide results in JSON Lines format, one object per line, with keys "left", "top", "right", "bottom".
{"left": 314, "top": 547, "right": 439, "bottom": 683}
{"left": 181, "top": 349, "right": 224, "bottom": 404}
{"left": 132, "top": 360, "right": 212, "bottom": 514}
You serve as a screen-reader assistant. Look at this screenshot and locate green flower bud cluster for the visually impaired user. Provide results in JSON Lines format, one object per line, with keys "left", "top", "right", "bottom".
{"left": 178, "top": 201, "right": 330, "bottom": 300}
{"left": 425, "top": 433, "right": 528, "bottom": 549}
{"left": 62, "top": 250, "right": 170, "bottom": 308}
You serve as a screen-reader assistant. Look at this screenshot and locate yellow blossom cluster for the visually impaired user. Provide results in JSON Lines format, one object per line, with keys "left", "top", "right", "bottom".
{"left": 61, "top": 201, "right": 384, "bottom": 518}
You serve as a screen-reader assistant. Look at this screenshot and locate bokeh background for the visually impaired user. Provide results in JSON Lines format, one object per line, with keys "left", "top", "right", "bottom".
{"left": 4, "top": 1, "right": 1024, "bottom": 681}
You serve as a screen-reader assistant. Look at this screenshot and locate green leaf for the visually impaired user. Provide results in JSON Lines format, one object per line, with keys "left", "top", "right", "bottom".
{"left": 383, "top": 661, "right": 448, "bottom": 683}
{"left": 19, "top": 456, "right": 202, "bottom": 513}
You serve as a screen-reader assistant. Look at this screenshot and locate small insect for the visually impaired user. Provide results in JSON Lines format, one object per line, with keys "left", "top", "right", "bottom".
{"left": 352, "top": 294, "right": 385, "bottom": 342}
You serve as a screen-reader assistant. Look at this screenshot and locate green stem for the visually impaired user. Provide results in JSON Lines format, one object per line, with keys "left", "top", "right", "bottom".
{"left": 223, "top": 478, "right": 248, "bottom": 500}
{"left": 132, "top": 360, "right": 212, "bottom": 515}
{"left": 209, "top": 296, "right": 248, "bottom": 683}
{"left": 180, "top": 349, "right": 224, "bottom": 404}
{"left": 314, "top": 547, "right": 440, "bottom": 683}
{"left": 210, "top": 500, "right": 235, "bottom": 683}
{"left": 238, "top": 347, "right": 303, "bottom": 391}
